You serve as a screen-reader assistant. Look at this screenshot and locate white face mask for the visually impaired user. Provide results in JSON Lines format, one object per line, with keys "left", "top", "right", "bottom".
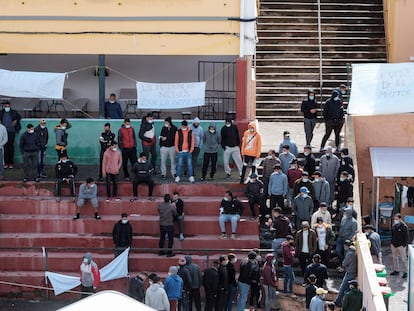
{"left": 109, "top": 100, "right": 115, "bottom": 104}
{"left": 28, "top": 129, "right": 34, "bottom": 134}
{"left": 304, "top": 152, "right": 309, "bottom": 156}
{"left": 283, "top": 151, "right": 288, "bottom": 155}
{"left": 112, "top": 148, "right": 117, "bottom": 151}
{"left": 302, "top": 193, "right": 308, "bottom": 198}
{"left": 164, "top": 123, "right": 169, "bottom": 127}
{"left": 394, "top": 220, "right": 399, "bottom": 225}
{"left": 209, "top": 129, "right": 215, "bottom": 133}
{"left": 225, "top": 123, "right": 231, "bottom": 127}
{"left": 249, "top": 128, "right": 254, "bottom": 133}
{"left": 4, "top": 107, "right": 10, "bottom": 112}
{"left": 125, "top": 125, "right": 131, "bottom": 129}
{"left": 181, "top": 127, "right": 187, "bottom": 131}
{"left": 122, "top": 219, "right": 128, "bottom": 224}
{"left": 302, "top": 178, "right": 308, "bottom": 182}
{"left": 148, "top": 120, "right": 153, "bottom": 124}
{"left": 60, "top": 126, "right": 66, "bottom": 130}
{"left": 223, "top": 197, "right": 228, "bottom": 201}
{"left": 40, "top": 125, "right": 46, "bottom": 129}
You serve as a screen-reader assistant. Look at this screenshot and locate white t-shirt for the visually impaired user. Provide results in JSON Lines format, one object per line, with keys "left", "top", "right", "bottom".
{"left": 317, "top": 224, "right": 327, "bottom": 251}
{"left": 302, "top": 230, "right": 309, "bottom": 253}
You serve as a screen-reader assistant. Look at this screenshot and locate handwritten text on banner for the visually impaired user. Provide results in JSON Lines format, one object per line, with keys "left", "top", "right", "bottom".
{"left": 136, "top": 81, "right": 206, "bottom": 109}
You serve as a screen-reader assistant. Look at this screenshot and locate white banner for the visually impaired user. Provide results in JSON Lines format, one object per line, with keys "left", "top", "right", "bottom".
{"left": 136, "top": 81, "right": 206, "bottom": 109}
{"left": 348, "top": 62, "right": 414, "bottom": 115}
{"left": 46, "top": 248, "right": 130, "bottom": 295}
{"left": 0, "top": 69, "right": 65, "bottom": 99}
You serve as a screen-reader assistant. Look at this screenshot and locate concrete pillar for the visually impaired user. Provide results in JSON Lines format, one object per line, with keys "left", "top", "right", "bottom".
{"left": 235, "top": 56, "right": 255, "bottom": 131}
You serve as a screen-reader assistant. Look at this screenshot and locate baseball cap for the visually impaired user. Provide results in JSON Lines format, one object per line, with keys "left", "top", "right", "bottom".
{"left": 316, "top": 288, "right": 328, "bottom": 295}
{"left": 300, "top": 186, "right": 310, "bottom": 193}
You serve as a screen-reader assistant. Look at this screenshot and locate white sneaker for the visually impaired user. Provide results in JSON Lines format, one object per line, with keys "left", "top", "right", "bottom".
{"left": 175, "top": 176, "right": 180, "bottom": 183}
{"left": 189, "top": 176, "right": 195, "bottom": 183}
{"left": 179, "top": 233, "right": 185, "bottom": 241}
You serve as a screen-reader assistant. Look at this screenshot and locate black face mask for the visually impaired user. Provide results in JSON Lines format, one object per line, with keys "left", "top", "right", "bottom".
{"left": 193, "top": 124, "right": 199, "bottom": 128}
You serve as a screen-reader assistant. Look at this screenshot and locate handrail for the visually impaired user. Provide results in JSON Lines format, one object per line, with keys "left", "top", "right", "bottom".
{"left": 317, "top": 0, "right": 324, "bottom": 107}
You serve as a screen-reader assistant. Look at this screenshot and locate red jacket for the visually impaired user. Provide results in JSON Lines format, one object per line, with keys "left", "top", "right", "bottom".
{"left": 262, "top": 255, "right": 277, "bottom": 287}
{"left": 282, "top": 241, "right": 295, "bottom": 266}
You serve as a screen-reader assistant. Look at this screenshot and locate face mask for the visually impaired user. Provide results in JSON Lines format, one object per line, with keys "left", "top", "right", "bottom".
{"left": 223, "top": 197, "right": 228, "bottom": 201}
{"left": 193, "top": 124, "right": 199, "bottom": 128}
{"left": 29, "top": 130, "right": 34, "bottom": 134}
{"left": 148, "top": 120, "right": 153, "bottom": 124}
{"left": 62, "top": 159, "right": 68, "bottom": 163}
{"left": 122, "top": 219, "right": 128, "bottom": 224}
{"left": 347, "top": 204, "right": 353, "bottom": 208}
{"left": 250, "top": 128, "right": 254, "bottom": 133}
{"left": 60, "top": 126, "right": 66, "bottom": 130}
{"left": 225, "top": 260, "right": 229, "bottom": 265}
{"left": 283, "top": 151, "right": 288, "bottom": 155}
{"left": 302, "top": 178, "right": 308, "bottom": 182}
{"left": 302, "top": 193, "right": 308, "bottom": 198}
{"left": 209, "top": 129, "right": 215, "bottom": 133}
{"left": 272, "top": 259, "right": 276, "bottom": 264}
{"left": 164, "top": 123, "right": 169, "bottom": 127}
{"left": 40, "top": 125, "right": 46, "bottom": 129}
{"left": 141, "top": 160, "right": 146, "bottom": 163}
{"left": 125, "top": 125, "right": 131, "bottom": 129}
{"left": 314, "top": 178, "right": 319, "bottom": 182}
{"left": 309, "top": 96, "right": 315, "bottom": 100}
{"left": 394, "top": 220, "right": 399, "bottom": 225}
{"left": 341, "top": 90, "right": 346, "bottom": 95}
{"left": 266, "top": 155, "right": 272, "bottom": 159}
{"left": 274, "top": 171, "right": 280, "bottom": 174}
{"left": 225, "top": 123, "right": 231, "bottom": 127}
{"left": 304, "top": 152, "right": 309, "bottom": 156}
{"left": 109, "top": 100, "right": 115, "bottom": 104}
{"left": 290, "top": 165, "right": 296, "bottom": 169}
{"left": 112, "top": 148, "right": 117, "bottom": 151}
{"left": 4, "top": 107, "right": 10, "bottom": 112}
{"left": 340, "top": 177, "right": 345, "bottom": 182}
{"left": 233, "top": 258, "right": 237, "bottom": 264}
{"left": 321, "top": 294, "right": 326, "bottom": 300}
{"left": 181, "top": 127, "right": 187, "bottom": 131}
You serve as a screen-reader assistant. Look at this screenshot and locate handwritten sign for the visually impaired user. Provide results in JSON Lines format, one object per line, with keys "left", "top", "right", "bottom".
{"left": 348, "top": 62, "right": 414, "bottom": 115}
{"left": 136, "top": 81, "right": 206, "bottom": 109}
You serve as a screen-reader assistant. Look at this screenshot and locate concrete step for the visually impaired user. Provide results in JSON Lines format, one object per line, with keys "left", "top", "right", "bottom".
{"left": 0, "top": 233, "right": 259, "bottom": 251}
{"left": 0, "top": 196, "right": 249, "bottom": 217}
{"left": 0, "top": 214, "right": 259, "bottom": 235}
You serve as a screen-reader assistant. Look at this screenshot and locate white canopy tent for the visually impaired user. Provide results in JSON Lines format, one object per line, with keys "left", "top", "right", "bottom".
{"left": 370, "top": 147, "right": 414, "bottom": 231}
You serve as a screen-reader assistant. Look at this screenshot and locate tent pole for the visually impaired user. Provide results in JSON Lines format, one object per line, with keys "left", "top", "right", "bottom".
{"left": 372, "top": 176, "right": 376, "bottom": 228}
{"left": 376, "top": 177, "right": 380, "bottom": 232}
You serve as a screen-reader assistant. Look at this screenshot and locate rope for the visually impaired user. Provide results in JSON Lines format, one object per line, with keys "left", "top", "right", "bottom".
{"left": 0, "top": 280, "right": 94, "bottom": 295}
{"left": 65, "top": 66, "right": 96, "bottom": 75}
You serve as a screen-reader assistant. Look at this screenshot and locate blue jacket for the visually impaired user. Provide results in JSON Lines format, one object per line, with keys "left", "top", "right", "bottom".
{"left": 164, "top": 274, "right": 183, "bottom": 300}
{"left": 105, "top": 101, "right": 123, "bottom": 119}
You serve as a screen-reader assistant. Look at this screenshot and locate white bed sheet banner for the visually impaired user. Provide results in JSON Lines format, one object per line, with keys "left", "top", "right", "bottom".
{"left": 348, "top": 62, "right": 414, "bottom": 115}
{"left": 0, "top": 69, "right": 65, "bottom": 99}
{"left": 136, "top": 81, "right": 206, "bottom": 109}
{"left": 45, "top": 247, "right": 130, "bottom": 295}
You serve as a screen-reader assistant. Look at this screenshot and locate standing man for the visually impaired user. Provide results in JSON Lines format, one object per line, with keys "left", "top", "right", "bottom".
{"left": 112, "top": 213, "right": 133, "bottom": 257}
{"left": 102, "top": 141, "right": 122, "bottom": 202}
{"left": 279, "top": 144, "right": 296, "bottom": 175}
{"left": 364, "top": 224, "right": 382, "bottom": 264}
{"left": 73, "top": 177, "right": 101, "bottom": 220}
{"left": 54, "top": 118, "right": 71, "bottom": 158}
{"left": 159, "top": 116, "right": 177, "bottom": 179}
{"left": 158, "top": 194, "right": 177, "bottom": 257}
{"left": 282, "top": 235, "right": 296, "bottom": 295}
{"left": 303, "top": 145, "right": 316, "bottom": 176}
{"left": 313, "top": 216, "right": 335, "bottom": 266}
{"left": 105, "top": 93, "right": 123, "bottom": 119}
{"left": 268, "top": 164, "right": 288, "bottom": 211}
{"left": 79, "top": 252, "right": 100, "bottom": 299}
{"left": 164, "top": 266, "right": 183, "bottom": 311}
{"left": 278, "top": 130, "right": 298, "bottom": 157}
{"left": 319, "top": 146, "right": 339, "bottom": 205}
{"left": 320, "top": 84, "right": 347, "bottom": 151}
{"left": 19, "top": 123, "right": 40, "bottom": 182}
{"left": 295, "top": 221, "right": 317, "bottom": 276}
{"left": 34, "top": 119, "right": 48, "bottom": 178}
{"left": 201, "top": 123, "right": 221, "bottom": 181}
{"left": 131, "top": 152, "right": 155, "bottom": 201}
{"left": 240, "top": 121, "right": 262, "bottom": 184}
{"left": 336, "top": 207, "right": 358, "bottom": 264}
{"left": 145, "top": 274, "right": 170, "bottom": 311}
{"left": 237, "top": 251, "right": 257, "bottom": 311}
{"left": 174, "top": 120, "right": 195, "bottom": 183}
{"left": 262, "top": 253, "right": 279, "bottom": 311}
{"left": 262, "top": 149, "right": 280, "bottom": 201}
{"left": 203, "top": 261, "right": 219, "bottom": 311}
{"left": 304, "top": 254, "right": 329, "bottom": 288}
{"left": 215, "top": 255, "right": 229, "bottom": 311}
{"left": 172, "top": 191, "right": 185, "bottom": 241}
{"left": 311, "top": 171, "right": 331, "bottom": 210}
{"left": 220, "top": 118, "right": 243, "bottom": 179}
{"left": 334, "top": 240, "right": 357, "bottom": 307}
{"left": 309, "top": 288, "right": 328, "bottom": 311}
{"left": 190, "top": 117, "right": 203, "bottom": 177}
{"left": 98, "top": 122, "right": 116, "bottom": 181}
{"left": 55, "top": 150, "right": 77, "bottom": 202}
{"left": 390, "top": 213, "right": 409, "bottom": 278}
{"left": 0, "top": 101, "right": 22, "bottom": 169}
{"left": 139, "top": 112, "right": 157, "bottom": 172}
{"left": 0, "top": 120, "right": 7, "bottom": 179}
{"left": 301, "top": 89, "right": 318, "bottom": 146}
{"left": 246, "top": 173, "right": 267, "bottom": 219}
{"left": 292, "top": 187, "right": 314, "bottom": 230}
{"left": 184, "top": 255, "right": 202, "bottom": 311}
{"left": 342, "top": 280, "right": 363, "bottom": 311}
{"left": 271, "top": 207, "right": 293, "bottom": 261}
{"left": 118, "top": 118, "right": 137, "bottom": 181}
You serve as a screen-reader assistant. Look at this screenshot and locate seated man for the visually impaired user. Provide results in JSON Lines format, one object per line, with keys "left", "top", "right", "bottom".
{"left": 218, "top": 190, "right": 244, "bottom": 240}
{"left": 74, "top": 177, "right": 101, "bottom": 220}
{"left": 55, "top": 150, "right": 77, "bottom": 202}
{"left": 245, "top": 173, "right": 267, "bottom": 220}
{"left": 131, "top": 152, "right": 155, "bottom": 201}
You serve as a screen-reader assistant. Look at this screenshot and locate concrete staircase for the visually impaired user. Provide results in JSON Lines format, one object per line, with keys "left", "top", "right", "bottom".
{"left": 0, "top": 181, "right": 259, "bottom": 299}
{"left": 255, "top": 0, "right": 387, "bottom": 121}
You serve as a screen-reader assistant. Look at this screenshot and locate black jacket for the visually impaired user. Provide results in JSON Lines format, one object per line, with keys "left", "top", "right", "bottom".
{"left": 220, "top": 198, "right": 244, "bottom": 215}
{"left": 301, "top": 99, "right": 317, "bottom": 119}
{"left": 100, "top": 130, "right": 116, "bottom": 152}
{"left": 220, "top": 124, "right": 240, "bottom": 149}
{"left": 19, "top": 132, "right": 39, "bottom": 153}
{"left": 226, "top": 262, "right": 237, "bottom": 287}
{"left": 303, "top": 154, "right": 316, "bottom": 176}
{"left": 217, "top": 265, "right": 228, "bottom": 292}
{"left": 304, "top": 263, "right": 328, "bottom": 288}
{"left": 323, "top": 97, "right": 344, "bottom": 120}
{"left": 129, "top": 275, "right": 145, "bottom": 302}
{"left": 139, "top": 117, "right": 155, "bottom": 144}
{"left": 0, "top": 109, "right": 22, "bottom": 132}
{"left": 391, "top": 221, "right": 409, "bottom": 247}
{"left": 336, "top": 179, "right": 353, "bottom": 204}
{"left": 202, "top": 267, "right": 219, "bottom": 294}
{"left": 34, "top": 125, "right": 49, "bottom": 149}
{"left": 159, "top": 125, "right": 177, "bottom": 148}
{"left": 178, "top": 265, "right": 193, "bottom": 292}
{"left": 131, "top": 160, "right": 153, "bottom": 180}
{"left": 112, "top": 220, "right": 133, "bottom": 247}
{"left": 55, "top": 160, "right": 77, "bottom": 178}
{"left": 337, "top": 156, "right": 355, "bottom": 181}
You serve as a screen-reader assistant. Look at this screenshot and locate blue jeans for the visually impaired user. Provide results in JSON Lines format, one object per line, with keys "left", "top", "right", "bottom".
{"left": 179, "top": 290, "right": 189, "bottom": 311}
{"left": 283, "top": 266, "right": 295, "bottom": 293}
{"left": 177, "top": 152, "right": 193, "bottom": 177}
{"left": 263, "top": 284, "right": 279, "bottom": 311}
{"left": 336, "top": 237, "right": 345, "bottom": 264}
{"left": 219, "top": 214, "right": 240, "bottom": 234}
{"left": 237, "top": 281, "right": 250, "bottom": 311}
{"left": 226, "top": 284, "right": 237, "bottom": 311}
{"left": 272, "top": 238, "right": 285, "bottom": 263}
{"left": 335, "top": 272, "right": 354, "bottom": 305}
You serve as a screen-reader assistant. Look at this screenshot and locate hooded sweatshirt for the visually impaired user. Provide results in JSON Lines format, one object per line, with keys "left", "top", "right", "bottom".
{"left": 159, "top": 117, "right": 177, "bottom": 147}
{"left": 184, "top": 255, "right": 202, "bottom": 288}
{"left": 80, "top": 253, "right": 100, "bottom": 287}
{"left": 164, "top": 272, "right": 183, "bottom": 300}
{"left": 241, "top": 121, "right": 262, "bottom": 158}
{"left": 338, "top": 208, "right": 358, "bottom": 240}
{"left": 102, "top": 147, "right": 122, "bottom": 175}
{"left": 145, "top": 282, "right": 170, "bottom": 311}
{"left": 301, "top": 89, "right": 318, "bottom": 119}
{"left": 54, "top": 122, "right": 72, "bottom": 147}
{"left": 203, "top": 124, "right": 221, "bottom": 153}
{"left": 262, "top": 254, "right": 277, "bottom": 287}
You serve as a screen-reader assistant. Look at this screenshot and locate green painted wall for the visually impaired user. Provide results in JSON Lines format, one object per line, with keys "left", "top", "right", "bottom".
{"left": 16, "top": 119, "right": 225, "bottom": 165}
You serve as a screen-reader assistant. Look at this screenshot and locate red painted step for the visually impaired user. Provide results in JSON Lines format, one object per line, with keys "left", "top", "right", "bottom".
{"left": 0, "top": 215, "right": 259, "bottom": 235}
